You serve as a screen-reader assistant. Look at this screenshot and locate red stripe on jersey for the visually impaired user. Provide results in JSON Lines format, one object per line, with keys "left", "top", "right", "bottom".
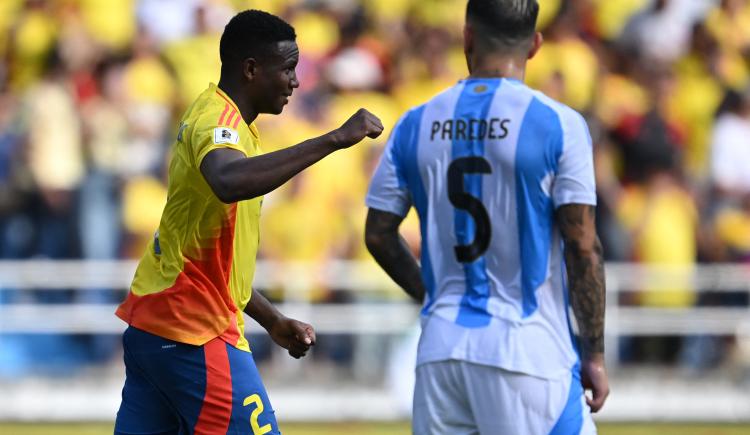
{"left": 232, "top": 113, "right": 241, "bottom": 129}
{"left": 115, "top": 205, "right": 238, "bottom": 346}
{"left": 217, "top": 103, "right": 230, "bottom": 126}
{"left": 193, "top": 339, "right": 233, "bottom": 434}
{"left": 225, "top": 109, "right": 237, "bottom": 127}
{"left": 216, "top": 91, "right": 239, "bottom": 112}
{"left": 220, "top": 311, "right": 242, "bottom": 347}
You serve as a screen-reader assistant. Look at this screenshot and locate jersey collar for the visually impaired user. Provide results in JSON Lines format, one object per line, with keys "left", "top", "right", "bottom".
{"left": 212, "top": 83, "right": 241, "bottom": 116}
{"left": 459, "top": 77, "right": 522, "bottom": 85}
{"left": 211, "top": 83, "right": 259, "bottom": 139}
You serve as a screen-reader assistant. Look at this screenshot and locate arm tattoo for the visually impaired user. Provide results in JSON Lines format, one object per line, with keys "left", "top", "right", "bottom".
{"left": 365, "top": 208, "right": 426, "bottom": 303}
{"left": 556, "top": 204, "right": 606, "bottom": 356}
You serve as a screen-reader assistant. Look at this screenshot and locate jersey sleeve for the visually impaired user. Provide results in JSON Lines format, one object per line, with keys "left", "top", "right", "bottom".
{"left": 191, "top": 112, "right": 248, "bottom": 168}
{"left": 552, "top": 109, "right": 597, "bottom": 208}
{"left": 366, "top": 116, "right": 412, "bottom": 217}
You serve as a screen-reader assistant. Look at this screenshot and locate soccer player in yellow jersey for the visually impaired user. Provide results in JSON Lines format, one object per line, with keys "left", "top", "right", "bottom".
{"left": 114, "top": 10, "right": 383, "bottom": 435}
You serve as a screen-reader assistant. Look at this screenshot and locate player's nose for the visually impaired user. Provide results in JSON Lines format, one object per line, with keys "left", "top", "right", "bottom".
{"left": 290, "top": 72, "right": 300, "bottom": 89}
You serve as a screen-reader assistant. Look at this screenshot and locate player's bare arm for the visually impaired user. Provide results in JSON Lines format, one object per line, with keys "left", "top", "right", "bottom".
{"left": 244, "top": 290, "right": 316, "bottom": 359}
{"left": 201, "top": 109, "right": 383, "bottom": 203}
{"left": 364, "top": 208, "right": 426, "bottom": 303}
{"left": 556, "top": 203, "right": 609, "bottom": 412}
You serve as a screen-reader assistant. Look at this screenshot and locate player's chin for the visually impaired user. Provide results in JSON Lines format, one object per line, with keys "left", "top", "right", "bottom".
{"left": 272, "top": 97, "right": 290, "bottom": 114}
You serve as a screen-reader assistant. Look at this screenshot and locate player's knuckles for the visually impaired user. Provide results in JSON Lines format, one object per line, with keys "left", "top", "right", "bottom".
{"left": 289, "top": 343, "right": 308, "bottom": 353}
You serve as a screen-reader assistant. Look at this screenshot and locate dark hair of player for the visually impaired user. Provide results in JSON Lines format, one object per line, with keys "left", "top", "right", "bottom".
{"left": 219, "top": 9, "right": 296, "bottom": 65}
{"left": 466, "top": 0, "right": 539, "bottom": 54}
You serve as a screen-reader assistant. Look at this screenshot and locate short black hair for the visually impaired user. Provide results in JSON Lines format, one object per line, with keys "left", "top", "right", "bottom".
{"left": 466, "top": 0, "right": 539, "bottom": 52}
{"left": 219, "top": 10, "right": 296, "bottom": 64}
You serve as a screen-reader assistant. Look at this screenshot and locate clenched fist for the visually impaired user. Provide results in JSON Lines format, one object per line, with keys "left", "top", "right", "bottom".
{"left": 268, "top": 316, "right": 316, "bottom": 359}
{"left": 330, "top": 108, "right": 384, "bottom": 149}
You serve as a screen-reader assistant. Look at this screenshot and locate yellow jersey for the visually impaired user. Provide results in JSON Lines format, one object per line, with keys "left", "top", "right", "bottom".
{"left": 117, "top": 83, "right": 262, "bottom": 352}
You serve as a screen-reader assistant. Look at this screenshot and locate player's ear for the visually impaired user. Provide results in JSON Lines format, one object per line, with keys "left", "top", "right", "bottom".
{"left": 463, "top": 23, "right": 475, "bottom": 58}
{"left": 527, "top": 32, "right": 543, "bottom": 60}
{"left": 242, "top": 58, "right": 257, "bottom": 81}
{"left": 463, "top": 23, "right": 475, "bottom": 72}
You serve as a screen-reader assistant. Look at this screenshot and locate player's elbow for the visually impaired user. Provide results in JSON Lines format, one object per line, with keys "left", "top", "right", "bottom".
{"left": 215, "top": 192, "right": 236, "bottom": 204}
{"left": 365, "top": 225, "right": 396, "bottom": 256}
{"left": 209, "top": 175, "right": 239, "bottom": 204}
{"left": 365, "top": 209, "right": 404, "bottom": 255}
{"left": 364, "top": 228, "right": 384, "bottom": 253}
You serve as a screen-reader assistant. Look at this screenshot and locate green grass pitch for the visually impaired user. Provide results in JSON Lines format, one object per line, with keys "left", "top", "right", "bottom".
{"left": 2, "top": 422, "right": 750, "bottom": 434}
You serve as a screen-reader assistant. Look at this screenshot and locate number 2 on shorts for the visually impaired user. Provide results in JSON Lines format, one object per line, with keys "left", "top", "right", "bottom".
{"left": 243, "top": 394, "right": 272, "bottom": 435}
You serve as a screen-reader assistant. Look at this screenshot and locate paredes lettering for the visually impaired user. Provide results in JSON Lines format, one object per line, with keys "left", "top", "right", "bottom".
{"left": 430, "top": 118, "right": 510, "bottom": 141}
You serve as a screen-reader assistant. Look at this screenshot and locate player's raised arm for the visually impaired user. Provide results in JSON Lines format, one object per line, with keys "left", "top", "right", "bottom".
{"left": 556, "top": 203, "right": 609, "bottom": 412}
{"left": 200, "top": 108, "right": 383, "bottom": 203}
{"left": 365, "top": 208, "right": 426, "bottom": 303}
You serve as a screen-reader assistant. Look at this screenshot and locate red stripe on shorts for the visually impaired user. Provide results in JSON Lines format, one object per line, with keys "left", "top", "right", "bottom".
{"left": 194, "top": 338, "right": 233, "bottom": 434}
{"left": 232, "top": 113, "right": 241, "bottom": 129}
{"left": 217, "top": 103, "right": 230, "bottom": 126}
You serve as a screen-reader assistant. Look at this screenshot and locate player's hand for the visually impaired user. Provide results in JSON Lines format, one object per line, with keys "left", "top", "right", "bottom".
{"left": 581, "top": 353, "right": 609, "bottom": 413}
{"left": 330, "top": 108, "right": 384, "bottom": 149}
{"left": 268, "top": 316, "right": 316, "bottom": 359}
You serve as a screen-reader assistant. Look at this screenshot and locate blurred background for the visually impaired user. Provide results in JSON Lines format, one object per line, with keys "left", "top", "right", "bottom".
{"left": 0, "top": 0, "right": 750, "bottom": 432}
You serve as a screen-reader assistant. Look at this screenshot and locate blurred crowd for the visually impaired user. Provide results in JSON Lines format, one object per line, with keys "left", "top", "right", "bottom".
{"left": 1, "top": 0, "right": 750, "bottom": 376}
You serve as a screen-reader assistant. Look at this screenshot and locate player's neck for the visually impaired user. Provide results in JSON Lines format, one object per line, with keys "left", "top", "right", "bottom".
{"left": 468, "top": 56, "right": 526, "bottom": 82}
{"left": 217, "top": 79, "right": 258, "bottom": 124}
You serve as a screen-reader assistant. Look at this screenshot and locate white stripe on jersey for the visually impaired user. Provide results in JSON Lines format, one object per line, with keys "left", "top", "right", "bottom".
{"left": 366, "top": 78, "right": 596, "bottom": 379}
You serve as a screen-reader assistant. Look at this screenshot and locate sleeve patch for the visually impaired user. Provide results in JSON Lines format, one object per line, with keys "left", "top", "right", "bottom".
{"left": 213, "top": 127, "right": 240, "bottom": 145}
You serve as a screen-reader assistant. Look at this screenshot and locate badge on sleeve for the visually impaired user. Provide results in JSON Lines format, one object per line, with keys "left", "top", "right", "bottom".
{"left": 213, "top": 127, "right": 240, "bottom": 145}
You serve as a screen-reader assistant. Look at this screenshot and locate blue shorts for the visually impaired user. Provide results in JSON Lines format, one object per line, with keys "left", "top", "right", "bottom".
{"left": 114, "top": 326, "right": 279, "bottom": 435}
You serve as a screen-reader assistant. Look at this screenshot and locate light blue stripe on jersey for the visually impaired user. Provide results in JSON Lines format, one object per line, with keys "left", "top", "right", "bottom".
{"left": 392, "top": 105, "right": 436, "bottom": 313}
{"left": 549, "top": 363, "right": 584, "bottom": 435}
{"left": 515, "top": 97, "right": 563, "bottom": 317}
{"left": 453, "top": 79, "right": 501, "bottom": 328}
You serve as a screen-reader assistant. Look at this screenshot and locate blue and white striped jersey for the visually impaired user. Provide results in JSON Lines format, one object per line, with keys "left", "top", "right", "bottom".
{"left": 366, "top": 78, "right": 596, "bottom": 379}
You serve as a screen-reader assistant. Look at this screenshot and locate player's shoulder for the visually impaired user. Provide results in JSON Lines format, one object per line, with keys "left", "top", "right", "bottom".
{"left": 182, "top": 86, "right": 245, "bottom": 146}
{"left": 530, "top": 90, "right": 591, "bottom": 154}
{"left": 523, "top": 85, "right": 587, "bottom": 131}
{"left": 188, "top": 87, "right": 240, "bottom": 129}
{"left": 395, "top": 104, "right": 428, "bottom": 129}
{"left": 421, "top": 81, "right": 467, "bottom": 112}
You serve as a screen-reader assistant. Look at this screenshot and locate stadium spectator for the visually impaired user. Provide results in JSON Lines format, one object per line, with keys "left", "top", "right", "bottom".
{"left": 136, "top": 0, "right": 202, "bottom": 45}
{"left": 610, "top": 64, "right": 684, "bottom": 185}
{"left": 711, "top": 89, "right": 750, "bottom": 199}
{"left": 618, "top": 0, "right": 700, "bottom": 63}
{"left": 705, "top": 0, "right": 750, "bottom": 56}
{"left": 668, "top": 22, "right": 725, "bottom": 177}
{"left": 526, "top": 0, "right": 599, "bottom": 111}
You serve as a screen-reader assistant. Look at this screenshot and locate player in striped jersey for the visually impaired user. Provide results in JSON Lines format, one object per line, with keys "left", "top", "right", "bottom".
{"left": 365, "top": 1, "right": 608, "bottom": 434}
{"left": 114, "top": 10, "right": 383, "bottom": 435}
